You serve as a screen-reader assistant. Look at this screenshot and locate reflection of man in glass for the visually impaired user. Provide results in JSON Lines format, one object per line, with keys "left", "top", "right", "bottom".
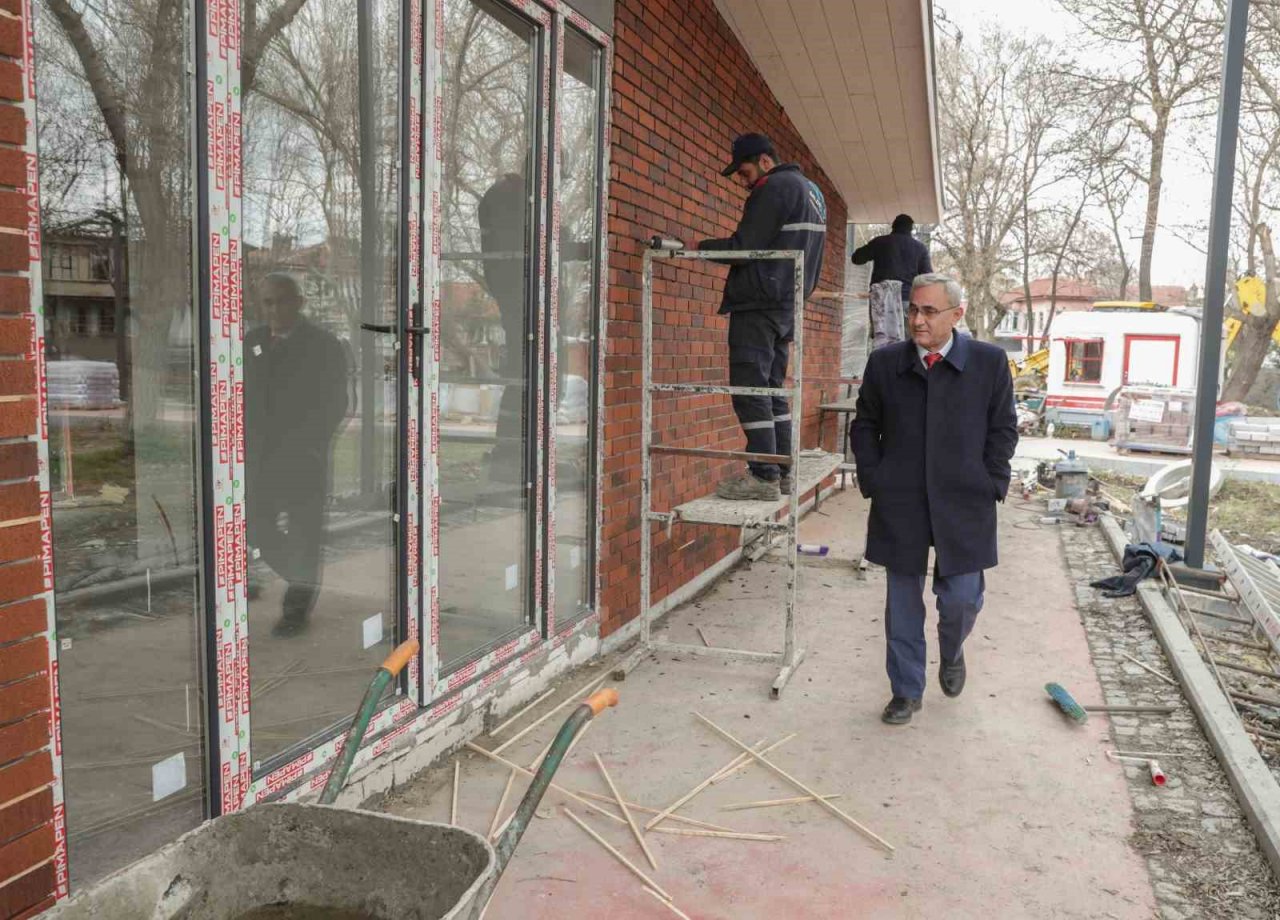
{"left": 478, "top": 173, "right": 528, "bottom": 484}
{"left": 245, "top": 273, "right": 349, "bottom": 636}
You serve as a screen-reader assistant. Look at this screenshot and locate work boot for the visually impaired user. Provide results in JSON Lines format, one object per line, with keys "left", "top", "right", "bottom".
{"left": 715, "top": 473, "right": 780, "bottom": 502}
{"left": 881, "top": 697, "right": 922, "bottom": 725}
{"left": 779, "top": 471, "right": 794, "bottom": 495}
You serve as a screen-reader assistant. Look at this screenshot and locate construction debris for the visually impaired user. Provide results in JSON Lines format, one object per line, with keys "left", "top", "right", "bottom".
{"left": 694, "top": 712, "right": 895, "bottom": 853}
{"left": 594, "top": 753, "right": 658, "bottom": 871}
{"left": 562, "top": 807, "right": 672, "bottom": 902}
{"left": 721, "top": 794, "right": 842, "bottom": 811}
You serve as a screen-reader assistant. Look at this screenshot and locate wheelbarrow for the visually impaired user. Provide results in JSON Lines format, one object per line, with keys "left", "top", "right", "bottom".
{"left": 47, "top": 639, "right": 619, "bottom": 920}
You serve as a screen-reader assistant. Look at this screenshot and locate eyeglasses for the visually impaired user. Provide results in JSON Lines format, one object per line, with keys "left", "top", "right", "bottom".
{"left": 907, "top": 304, "right": 961, "bottom": 320}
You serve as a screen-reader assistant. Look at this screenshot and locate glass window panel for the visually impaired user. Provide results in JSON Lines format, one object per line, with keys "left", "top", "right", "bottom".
{"left": 552, "top": 28, "right": 602, "bottom": 629}
{"left": 241, "top": 0, "right": 402, "bottom": 764}
{"left": 35, "top": 0, "right": 207, "bottom": 887}
{"left": 437, "top": 0, "right": 539, "bottom": 670}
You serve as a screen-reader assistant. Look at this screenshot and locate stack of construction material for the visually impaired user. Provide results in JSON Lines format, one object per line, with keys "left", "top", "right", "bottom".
{"left": 1112, "top": 387, "right": 1196, "bottom": 454}
{"left": 47, "top": 360, "right": 121, "bottom": 410}
{"left": 841, "top": 262, "right": 871, "bottom": 378}
{"left": 1227, "top": 417, "right": 1280, "bottom": 457}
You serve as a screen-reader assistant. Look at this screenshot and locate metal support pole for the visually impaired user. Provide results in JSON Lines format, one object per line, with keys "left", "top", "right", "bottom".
{"left": 785, "top": 254, "right": 802, "bottom": 667}
{"left": 1186, "top": 0, "right": 1250, "bottom": 568}
{"left": 640, "top": 251, "right": 654, "bottom": 648}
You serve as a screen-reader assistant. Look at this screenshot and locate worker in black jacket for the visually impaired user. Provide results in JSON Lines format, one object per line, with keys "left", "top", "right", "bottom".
{"left": 698, "top": 133, "right": 826, "bottom": 501}
{"left": 851, "top": 214, "right": 932, "bottom": 348}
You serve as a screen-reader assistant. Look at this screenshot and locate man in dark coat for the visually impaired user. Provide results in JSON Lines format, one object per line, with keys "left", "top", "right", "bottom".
{"left": 850, "top": 272, "right": 1018, "bottom": 724}
{"left": 698, "top": 132, "right": 827, "bottom": 501}
{"left": 851, "top": 214, "right": 932, "bottom": 349}
{"left": 245, "top": 273, "right": 349, "bottom": 637}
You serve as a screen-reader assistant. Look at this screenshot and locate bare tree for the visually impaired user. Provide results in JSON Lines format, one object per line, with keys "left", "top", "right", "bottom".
{"left": 1057, "top": 0, "right": 1218, "bottom": 301}
{"left": 933, "top": 26, "right": 1077, "bottom": 340}
{"left": 1220, "top": 109, "right": 1280, "bottom": 401}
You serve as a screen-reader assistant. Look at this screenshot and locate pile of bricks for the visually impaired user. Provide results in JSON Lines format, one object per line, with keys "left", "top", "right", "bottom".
{"left": 1227, "top": 418, "right": 1280, "bottom": 457}
{"left": 1113, "top": 388, "right": 1196, "bottom": 453}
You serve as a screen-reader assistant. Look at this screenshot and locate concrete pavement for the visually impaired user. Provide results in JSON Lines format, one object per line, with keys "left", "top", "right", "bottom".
{"left": 380, "top": 489, "right": 1158, "bottom": 919}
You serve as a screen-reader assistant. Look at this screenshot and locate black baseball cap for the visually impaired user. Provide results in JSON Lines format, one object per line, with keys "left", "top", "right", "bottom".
{"left": 721, "top": 133, "right": 775, "bottom": 177}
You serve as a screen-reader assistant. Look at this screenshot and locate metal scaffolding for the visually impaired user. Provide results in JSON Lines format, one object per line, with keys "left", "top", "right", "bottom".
{"left": 617, "top": 241, "right": 837, "bottom": 698}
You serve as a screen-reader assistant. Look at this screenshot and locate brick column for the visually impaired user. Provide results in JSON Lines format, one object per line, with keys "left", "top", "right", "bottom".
{"left": 0, "top": 0, "right": 61, "bottom": 912}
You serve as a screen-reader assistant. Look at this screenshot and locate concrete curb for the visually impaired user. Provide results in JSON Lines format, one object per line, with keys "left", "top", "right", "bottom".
{"left": 1099, "top": 514, "right": 1280, "bottom": 881}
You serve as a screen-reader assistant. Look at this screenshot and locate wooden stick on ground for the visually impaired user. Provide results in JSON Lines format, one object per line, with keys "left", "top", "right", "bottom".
{"left": 489, "top": 688, "right": 556, "bottom": 737}
{"left": 489, "top": 731, "right": 559, "bottom": 841}
{"left": 651, "top": 826, "right": 784, "bottom": 842}
{"left": 451, "top": 761, "right": 460, "bottom": 826}
{"left": 595, "top": 753, "right": 658, "bottom": 871}
{"left": 467, "top": 742, "right": 740, "bottom": 834}
{"left": 563, "top": 807, "right": 671, "bottom": 902}
{"left": 467, "top": 742, "right": 632, "bottom": 830}
{"left": 488, "top": 721, "right": 593, "bottom": 844}
{"left": 566, "top": 720, "right": 594, "bottom": 760}
{"left": 721, "top": 794, "right": 842, "bottom": 811}
{"left": 487, "top": 770, "right": 517, "bottom": 840}
{"left": 708, "top": 733, "right": 797, "bottom": 785}
{"left": 694, "top": 712, "right": 895, "bottom": 853}
{"left": 1118, "top": 651, "right": 1178, "bottom": 687}
{"left": 491, "top": 675, "right": 607, "bottom": 755}
{"left": 646, "top": 734, "right": 796, "bottom": 831}
{"left": 697, "top": 627, "right": 711, "bottom": 647}
{"left": 644, "top": 887, "right": 692, "bottom": 920}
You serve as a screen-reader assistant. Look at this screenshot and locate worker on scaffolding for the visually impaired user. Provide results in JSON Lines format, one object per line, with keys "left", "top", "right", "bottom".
{"left": 698, "top": 133, "right": 827, "bottom": 501}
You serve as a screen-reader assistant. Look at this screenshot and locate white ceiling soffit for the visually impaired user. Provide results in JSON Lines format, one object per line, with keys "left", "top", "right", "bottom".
{"left": 714, "top": 0, "right": 942, "bottom": 225}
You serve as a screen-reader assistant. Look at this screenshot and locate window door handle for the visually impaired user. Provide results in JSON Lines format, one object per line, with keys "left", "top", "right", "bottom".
{"left": 360, "top": 322, "right": 430, "bottom": 335}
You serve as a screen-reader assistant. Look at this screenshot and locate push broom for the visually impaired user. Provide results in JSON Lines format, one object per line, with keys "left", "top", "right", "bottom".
{"left": 1044, "top": 682, "right": 1177, "bottom": 724}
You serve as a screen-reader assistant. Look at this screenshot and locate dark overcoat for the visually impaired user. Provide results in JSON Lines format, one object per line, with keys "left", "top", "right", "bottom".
{"left": 850, "top": 334, "right": 1019, "bottom": 576}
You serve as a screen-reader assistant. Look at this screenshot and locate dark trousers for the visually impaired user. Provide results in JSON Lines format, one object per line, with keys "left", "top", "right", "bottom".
{"left": 884, "top": 570, "right": 985, "bottom": 699}
{"left": 727, "top": 310, "right": 793, "bottom": 481}
{"left": 247, "top": 461, "right": 328, "bottom": 620}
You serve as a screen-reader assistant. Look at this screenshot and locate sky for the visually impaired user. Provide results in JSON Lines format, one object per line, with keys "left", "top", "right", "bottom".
{"left": 937, "top": 0, "right": 1221, "bottom": 291}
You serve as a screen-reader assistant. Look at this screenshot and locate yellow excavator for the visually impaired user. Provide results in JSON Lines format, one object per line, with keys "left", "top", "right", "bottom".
{"left": 1225, "top": 275, "right": 1280, "bottom": 350}
{"left": 1008, "top": 347, "right": 1050, "bottom": 383}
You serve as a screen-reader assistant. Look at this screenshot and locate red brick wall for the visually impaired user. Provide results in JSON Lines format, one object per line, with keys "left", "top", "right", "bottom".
{"left": 599, "top": 0, "right": 848, "bottom": 635}
{"left": 0, "top": 0, "right": 59, "bottom": 914}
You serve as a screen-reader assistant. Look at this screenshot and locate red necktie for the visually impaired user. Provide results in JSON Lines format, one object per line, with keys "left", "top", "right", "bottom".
{"left": 924, "top": 352, "right": 942, "bottom": 370}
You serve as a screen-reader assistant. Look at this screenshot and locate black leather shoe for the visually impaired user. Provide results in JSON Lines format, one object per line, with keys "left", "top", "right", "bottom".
{"left": 881, "top": 696, "right": 922, "bottom": 725}
{"left": 940, "top": 653, "right": 967, "bottom": 698}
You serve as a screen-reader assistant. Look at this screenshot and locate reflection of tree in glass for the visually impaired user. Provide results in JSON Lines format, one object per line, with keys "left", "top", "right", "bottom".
{"left": 41, "top": 0, "right": 317, "bottom": 420}
{"left": 243, "top": 0, "right": 400, "bottom": 367}
{"left": 442, "top": 3, "right": 532, "bottom": 277}
{"left": 558, "top": 33, "right": 600, "bottom": 345}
